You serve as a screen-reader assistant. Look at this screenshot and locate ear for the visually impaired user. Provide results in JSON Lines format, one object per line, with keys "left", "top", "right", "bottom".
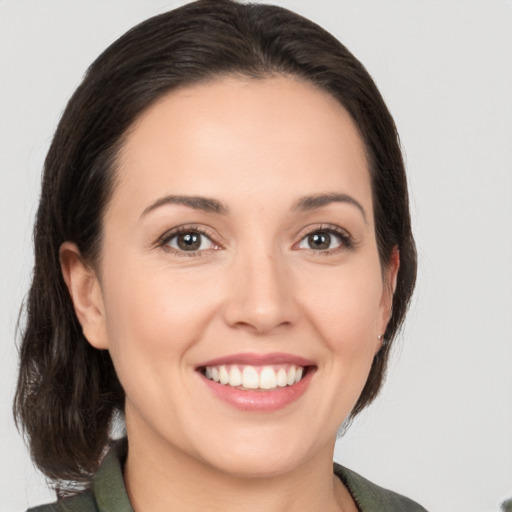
{"left": 378, "top": 245, "right": 400, "bottom": 343}
{"left": 59, "top": 242, "right": 109, "bottom": 350}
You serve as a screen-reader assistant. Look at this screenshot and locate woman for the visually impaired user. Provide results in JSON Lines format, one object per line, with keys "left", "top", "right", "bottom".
{"left": 14, "top": 1, "right": 422, "bottom": 510}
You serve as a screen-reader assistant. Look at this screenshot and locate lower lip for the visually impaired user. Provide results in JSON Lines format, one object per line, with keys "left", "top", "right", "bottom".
{"left": 199, "top": 369, "right": 315, "bottom": 412}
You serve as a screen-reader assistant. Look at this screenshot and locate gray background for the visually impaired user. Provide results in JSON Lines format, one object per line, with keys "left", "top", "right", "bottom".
{"left": 1, "top": 1, "right": 511, "bottom": 511}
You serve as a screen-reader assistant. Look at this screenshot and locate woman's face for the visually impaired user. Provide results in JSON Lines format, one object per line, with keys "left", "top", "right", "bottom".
{"left": 70, "top": 76, "right": 396, "bottom": 477}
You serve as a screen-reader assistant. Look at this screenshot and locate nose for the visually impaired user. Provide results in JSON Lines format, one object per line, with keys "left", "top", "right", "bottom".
{"left": 223, "top": 247, "right": 299, "bottom": 335}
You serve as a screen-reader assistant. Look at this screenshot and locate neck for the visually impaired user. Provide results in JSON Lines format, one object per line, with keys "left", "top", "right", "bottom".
{"left": 123, "top": 429, "right": 353, "bottom": 512}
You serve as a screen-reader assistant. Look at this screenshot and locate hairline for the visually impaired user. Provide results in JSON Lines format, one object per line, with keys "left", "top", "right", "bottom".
{"left": 93, "top": 70, "right": 383, "bottom": 263}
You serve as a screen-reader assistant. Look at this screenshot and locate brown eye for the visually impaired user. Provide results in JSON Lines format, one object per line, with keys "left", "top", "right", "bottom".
{"left": 307, "top": 232, "right": 332, "bottom": 250}
{"left": 166, "top": 231, "right": 215, "bottom": 252}
{"left": 297, "top": 228, "right": 349, "bottom": 252}
{"left": 177, "top": 233, "right": 201, "bottom": 250}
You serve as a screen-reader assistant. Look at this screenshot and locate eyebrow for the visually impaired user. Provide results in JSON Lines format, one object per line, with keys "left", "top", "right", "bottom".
{"left": 293, "top": 193, "right": 367, "bottom": 223}
{"left": 141, "top": 192, "right": 367, "bottom": 222}
{"left": 141, "top": 195, "right": 230, "bottom": 218}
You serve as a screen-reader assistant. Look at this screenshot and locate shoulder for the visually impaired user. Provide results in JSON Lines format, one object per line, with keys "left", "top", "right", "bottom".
{"left": 27, "top": 490, "right": 98, "bottom": 512}
{"left": 334, "top": 463, "right": 428, "bottom": 512}
{"left": 27, "top": 439, "right": 132, "bottom": 512}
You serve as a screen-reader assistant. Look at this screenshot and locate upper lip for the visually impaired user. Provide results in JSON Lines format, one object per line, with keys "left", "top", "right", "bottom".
{"left": 196, "top": 352, "right": 315, "bottom": 369}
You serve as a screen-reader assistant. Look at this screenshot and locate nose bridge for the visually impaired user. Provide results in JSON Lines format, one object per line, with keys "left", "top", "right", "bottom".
{"left": 224, "top": 237, "right": 296, "bottom": 333}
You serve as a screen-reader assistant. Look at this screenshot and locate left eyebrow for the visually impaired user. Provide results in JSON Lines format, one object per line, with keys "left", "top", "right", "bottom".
{"left": 140, "top": 195, "right": 230, "bottom": 218}
{"left": 292, "top": 193, "right": 368, "bottom": 223}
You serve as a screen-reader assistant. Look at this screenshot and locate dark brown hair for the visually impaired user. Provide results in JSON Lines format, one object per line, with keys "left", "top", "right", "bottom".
{"left": 14, "top": 0, "right": 416, "bottom": 491}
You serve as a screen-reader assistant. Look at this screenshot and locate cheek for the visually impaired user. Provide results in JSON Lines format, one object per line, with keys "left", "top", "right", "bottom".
{"left": 98, "top": 261, "right": 222, "bottom": 434}
{"left": 300, "top": 261, "right": 384, "bottom": 360}
{"left": 100, "top": 257, "right": 221, "bottom": 371}
{"left": 305, "top": 261, "right": 383, "bottom": 325}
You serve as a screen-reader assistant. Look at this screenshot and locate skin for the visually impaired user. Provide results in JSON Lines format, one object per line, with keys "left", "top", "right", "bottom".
{"left": 61, "top": 76, "right": 398, "bottom": 512}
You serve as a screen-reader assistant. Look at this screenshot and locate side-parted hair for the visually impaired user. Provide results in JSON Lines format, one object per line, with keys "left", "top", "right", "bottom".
{"left": 14, "top": 0, "right": 416, "bottom": 491}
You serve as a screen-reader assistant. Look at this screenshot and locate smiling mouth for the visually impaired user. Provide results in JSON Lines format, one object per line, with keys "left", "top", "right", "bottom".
{"left": 199, "top": 364, "right": 313, "bottom": 391}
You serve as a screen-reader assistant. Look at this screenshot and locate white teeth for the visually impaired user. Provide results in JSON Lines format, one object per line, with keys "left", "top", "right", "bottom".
{"left": 259, "top": 366, "right": 277, "bottom": 389}
{"left": 228, "top": 366, "right": 242, "bottom": 387}
{"left": 242, "top": 366, "right": 259, "bottom": 389}
{"left": 287, "top": 366, "right": 296, "bottom": 385}
{"left": 219, "top": 365, "right": 229, "bottom": 385}
{"left": 204, "top": 364, "right": 307, "bottom": 390}
{"left": 276, "top": 368, "right": 287, "bottom": 387}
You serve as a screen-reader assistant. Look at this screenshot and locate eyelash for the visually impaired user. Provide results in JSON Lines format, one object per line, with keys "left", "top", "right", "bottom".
{"left": 158, "top": 225, "right": 221, "bottom": 257}
{"left": 157, "top": 224, "right": 354, "bottom": 257}
{"left": 295, "top": 224, "right": 354, "bottom": 255}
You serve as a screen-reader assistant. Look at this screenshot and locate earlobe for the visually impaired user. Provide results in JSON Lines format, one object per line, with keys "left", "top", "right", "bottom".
{"left": 59, "top": 242, "right": 109, "bottom": 350}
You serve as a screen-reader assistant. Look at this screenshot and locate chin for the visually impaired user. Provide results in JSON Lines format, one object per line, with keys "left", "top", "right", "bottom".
{"left": 190, "top": 426, "right": 329, "bottom": 480}
{"left": 205, "top": 450, "right": 307, "bottom": 479}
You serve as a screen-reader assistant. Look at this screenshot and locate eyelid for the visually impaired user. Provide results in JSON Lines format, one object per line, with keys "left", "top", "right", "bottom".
{"left": 293, "top": 223, "right": 355, "bottom": 253}
{"left": 156, "top": 224, "right": 223, "bottom": 255}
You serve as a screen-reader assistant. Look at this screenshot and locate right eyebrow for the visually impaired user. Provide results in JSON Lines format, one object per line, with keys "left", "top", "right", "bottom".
{"left": 292, "top": 192, "right": 368, "bottom": 224}
{"left": 140, "top": 195, "right": 230, "bottom": 218}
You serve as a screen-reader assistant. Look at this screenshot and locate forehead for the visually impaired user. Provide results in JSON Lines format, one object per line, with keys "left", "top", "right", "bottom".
{"left": 111, "top": 75, "right": 372, "bottom": 218}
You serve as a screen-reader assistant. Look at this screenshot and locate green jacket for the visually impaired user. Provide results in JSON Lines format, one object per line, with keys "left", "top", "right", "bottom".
{"left": 28, "top": 440, "right": 428, "bottom": 512}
